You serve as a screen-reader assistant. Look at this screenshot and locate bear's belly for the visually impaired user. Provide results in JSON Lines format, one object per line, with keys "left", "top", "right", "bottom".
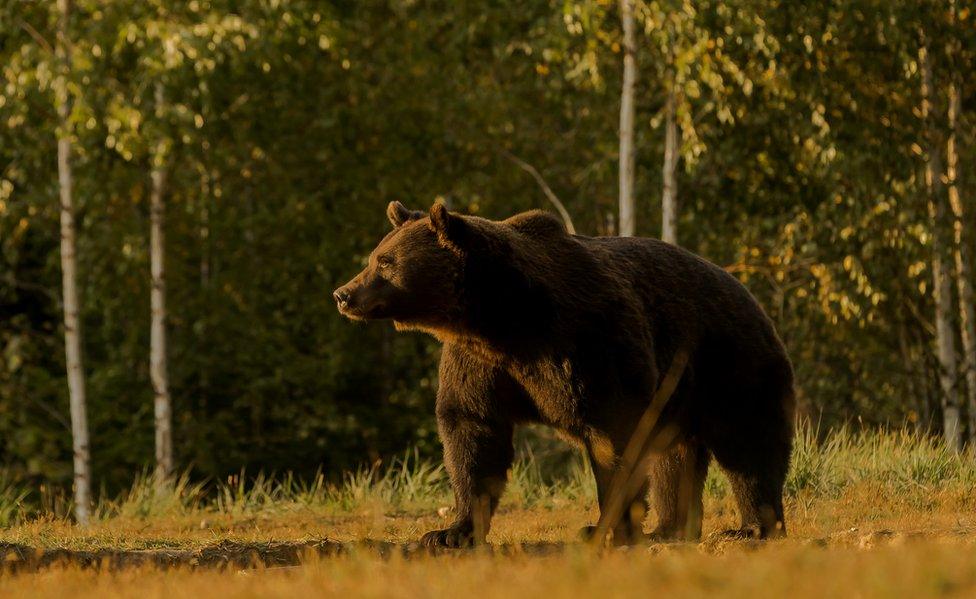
{"left": 507, "top": 360, "right": 586, "bottom": 435}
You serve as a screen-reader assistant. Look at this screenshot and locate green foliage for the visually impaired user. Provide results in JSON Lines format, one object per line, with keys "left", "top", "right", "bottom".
{"left": 1, "top": 0, "right": 975, "bottom": 494}
{"left": 0, "top": 471, "right": 30, "bottom": 527}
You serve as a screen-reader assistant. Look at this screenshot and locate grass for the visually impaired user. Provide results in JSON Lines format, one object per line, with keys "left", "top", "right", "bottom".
{"left": 0, "top": 426, "right": 974, "bottom": 597}
{"left": 3, "top": 542, "right": 976, "bottom": 599}
{"left": 7, "top": 424, "right": 971, "bottom": 527}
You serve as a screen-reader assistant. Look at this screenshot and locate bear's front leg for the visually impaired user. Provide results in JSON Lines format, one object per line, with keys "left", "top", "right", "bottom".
{"left": 421, "top": 401, "right": 514, "bottom": 548}
{"left": 421, "top": 348, "right": 517, "bottom": 548}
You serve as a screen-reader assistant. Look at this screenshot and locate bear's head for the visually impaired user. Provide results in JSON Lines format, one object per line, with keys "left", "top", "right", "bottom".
{"left": 335, "top": 201, "right": 567, "bottom": 341}
{"left": 333, "top": 201, "right": 468, "bottom": 328}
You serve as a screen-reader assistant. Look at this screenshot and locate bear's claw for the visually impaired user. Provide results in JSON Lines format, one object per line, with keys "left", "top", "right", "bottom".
{"left": 421, "top": 525, "right": 475, "bottom": 548}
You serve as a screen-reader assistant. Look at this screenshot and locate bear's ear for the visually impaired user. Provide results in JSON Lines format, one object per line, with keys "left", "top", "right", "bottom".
{"left": 387, "top": 201, "right": 424, "bottom": 228}
{"left": 429, "top": 203, "right": 466, "bottom": 250}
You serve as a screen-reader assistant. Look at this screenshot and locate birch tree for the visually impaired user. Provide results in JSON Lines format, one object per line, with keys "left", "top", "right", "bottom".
{"left": 643, "top": 1, "right": 770, "bottom": 246}
{"left": 149, "top": 82, "right": 173, "bottom": 481}
{"left": 618, "top": 0, "right": 637, "bottom": 237}
{"left": 919, "top": 38, "right": 962, "bottom": 450}
{"left": 946, "top": 81, "right": 976, "bottom": 440}
{"left": 660, "top": 39, "right": 678, "bottom": 245}
{"left": 944, "top": 2, "right": 976, "bottom": 442}
{"left": 657, "top": 9, "right": 682, "bottom": 246}
{"left": 54, "top": 0, "right": 92, "bottom": 524}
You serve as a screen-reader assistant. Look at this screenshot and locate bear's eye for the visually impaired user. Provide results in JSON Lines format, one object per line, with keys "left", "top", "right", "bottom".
{"left": 377, "top": 255, "right": 394, "bottom": 269}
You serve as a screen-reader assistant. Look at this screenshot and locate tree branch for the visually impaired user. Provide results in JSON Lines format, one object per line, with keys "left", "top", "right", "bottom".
{"left": 2, "top": 274, "right": 62, "bottom": 308}
{"left": 19, "top": 19, "right": 54, "bottom": 54}
{"left": 500, "top": 150, "right": 576, "bottom": 234}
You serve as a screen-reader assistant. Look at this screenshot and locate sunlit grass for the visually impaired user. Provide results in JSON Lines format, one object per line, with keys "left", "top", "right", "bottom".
{"left": 0, "top": 425, "right": 972, "bottom": 555}
{"left": 1, "top": 425, "right": 974, "bottom": 528}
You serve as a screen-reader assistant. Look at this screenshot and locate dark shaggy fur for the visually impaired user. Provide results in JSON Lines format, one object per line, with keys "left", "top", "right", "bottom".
{"left": 334, "top": 202, "right": 795, "bottom": 547}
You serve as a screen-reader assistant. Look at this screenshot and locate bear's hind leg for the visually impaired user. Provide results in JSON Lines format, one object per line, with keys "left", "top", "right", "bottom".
{"left": 724, "top": 468, "right": 787, "bottom": 539}
{"left": 715, "top": 436, "right": 790, "bottom": 539}
{"left": 648, "top": 439, "right": 711, "bottom": 542}
{"left": 580, "top": 444, "right": 650, "bottom": 546}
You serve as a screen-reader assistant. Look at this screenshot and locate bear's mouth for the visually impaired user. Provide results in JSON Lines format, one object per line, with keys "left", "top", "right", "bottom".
{"left": 338, "top": 301, "right": 387, "bottom": 321}
{"left": 338, "top": 307, "right": 366, "bottom": 321}
{"left": 337, "top": 303, "right": 368, "bottom": 321}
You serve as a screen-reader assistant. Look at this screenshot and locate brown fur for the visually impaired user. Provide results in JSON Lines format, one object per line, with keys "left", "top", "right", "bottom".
{"left": 334, "top": 202, "right": 795, "bottom": 547}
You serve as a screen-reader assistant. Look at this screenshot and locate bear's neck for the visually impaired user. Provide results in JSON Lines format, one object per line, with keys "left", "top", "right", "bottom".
{"left": 458, "top": 270, "right": 556, "bottom": 353}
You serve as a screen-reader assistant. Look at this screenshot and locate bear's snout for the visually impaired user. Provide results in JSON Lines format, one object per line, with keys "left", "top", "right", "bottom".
{"left": 333, "top": 281, "right": 378, "bottom": 320}
{"left": 333, "top": 287, "right": 351, "bottom": 309}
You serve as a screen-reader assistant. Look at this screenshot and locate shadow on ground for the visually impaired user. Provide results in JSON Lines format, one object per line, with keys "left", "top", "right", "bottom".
{"left": 2, "top": 527, "right": 973, "bottom": 573}
{"left": 0, "top": 539, "right": 566, "bottom": 573}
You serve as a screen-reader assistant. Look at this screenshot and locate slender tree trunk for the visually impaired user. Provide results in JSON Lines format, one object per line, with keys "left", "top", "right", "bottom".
{"left": 618, "top": 0, "right": 637, "bottom": 237}
{"left": 898, "top": 320, "right": 926, "bottom": 433}
{"left": 198, "top": 148, "right": 215, "bottom": 289}
{"left": 920, "top": 41, "right": 962, "bottom": 450}
{"left": 150, "top": 82, "right": 173, "bottom": 481}
{"left": 243, "top": 183, "right": 265, "bottom": 448}
{"left": 919, "top": 324, "right": 941, "bottom": 432}
{"left": 661, "top": 88, "right": 679, "bottom": 245}
{"left": 196, "top": 165, "right": 211, "bottom": 426}
{"left": 199, "top": 168, "right": 211, "bottom": 288}
{"left": 946, "top": 80, "right": 976, "bottom": 441}
{"left": 55, "top": 0, "right": 91, "bottom": 525}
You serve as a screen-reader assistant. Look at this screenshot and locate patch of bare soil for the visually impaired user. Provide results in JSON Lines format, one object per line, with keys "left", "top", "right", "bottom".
{"left": 0, "top": 539, "right": 567, "bottom": 573}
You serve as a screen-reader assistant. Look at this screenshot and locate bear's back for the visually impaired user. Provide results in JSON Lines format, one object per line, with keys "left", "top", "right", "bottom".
{"left": 573, "top": 234, "right": 784, "bottom": 354}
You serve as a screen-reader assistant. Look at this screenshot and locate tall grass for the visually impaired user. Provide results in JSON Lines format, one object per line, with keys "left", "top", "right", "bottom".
{"left": 784, "top": 426, "right": 976, "bottom": 497}
{"left": 0, "top": 470, "right": 30, "bottom": 527}
{"left": 105, "top": 469, "right": 208, "bottom": 519}
{"left": 0, "top": 426, "right": 972, "bottom": 526}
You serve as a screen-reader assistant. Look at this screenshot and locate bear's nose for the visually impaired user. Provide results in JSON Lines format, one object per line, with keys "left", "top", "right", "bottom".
{"left": 333, "top": 288, "right": 350, "bottom": 308}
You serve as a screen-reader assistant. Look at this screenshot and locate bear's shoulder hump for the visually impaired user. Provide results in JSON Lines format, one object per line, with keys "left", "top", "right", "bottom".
{"left": 503, "top": 210, "right": 567, "bottom": 238}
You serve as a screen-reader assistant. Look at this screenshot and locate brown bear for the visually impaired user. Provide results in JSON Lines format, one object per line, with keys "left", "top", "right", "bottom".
{"left": 334, "top": 201, "right": 795, "bottom": 547}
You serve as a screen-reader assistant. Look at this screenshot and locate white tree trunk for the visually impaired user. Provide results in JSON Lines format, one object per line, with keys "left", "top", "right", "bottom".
{"left": 946, "top": 80, "right": 976, "bottom": 441}
{"left": 920, "top": 42, "right": 962, "bottom": 450}
{"left": 55, "top": 0, "right": 92, "bottom": 525}
{"left": 618, "top": 0, "right": 637, "bottom": 237}
{"left": 150, "top": 82, "right": 173, "bottom": 482}
{"left": 661, "top": 88, "right": 679, "bottom": 245}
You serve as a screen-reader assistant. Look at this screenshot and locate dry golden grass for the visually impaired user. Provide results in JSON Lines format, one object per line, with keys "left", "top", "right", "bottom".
{"left": 2, "top": 429, "right": 975, "bottom": 597}
{"left": 2, "top": 537, "right": 976, "bottom": 599}
{"left": 0, "top": 483, "right": 974, "bottom": 598}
